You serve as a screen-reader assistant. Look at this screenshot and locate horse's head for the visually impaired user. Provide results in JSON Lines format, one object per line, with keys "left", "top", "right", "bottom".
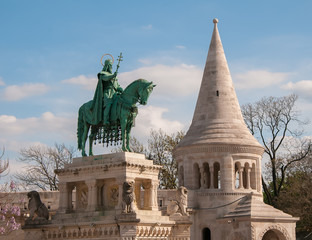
{"left": 139, "top": 81, "right": 156, "bottom": 105}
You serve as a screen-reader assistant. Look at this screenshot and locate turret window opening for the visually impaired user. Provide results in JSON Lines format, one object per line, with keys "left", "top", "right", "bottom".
{"left": 193, "top": 163, "right": 201, "bottom": 189}
{"left": 234, "top": 163, "right": 240, "bottom": 189}
{"left": 202, "top": 162, "right": 210, "bottom": 189}
{"left": 243, "top": 164, "right": 247, "bottom": 189}
{"left": 213, "top": 162, "right": 221, "bottom": 189}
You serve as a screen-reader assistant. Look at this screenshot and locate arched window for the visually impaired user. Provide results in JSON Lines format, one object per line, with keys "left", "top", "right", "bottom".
{"left": 234, "top": 162, "right": 240, "bottom": 189}
{"left": 193, "top": 163, "right": 201, "bottom": 189}
{"left": 213, "top": 162, "right": 220, "bottom": 189}
{"left": 243, "top": 162, "right": 249, "bottom": 189}
{"left": 203, "top": 162, "right": 210, "bottom": 189}
{"left": 202, "top": 227, "right": 211, "bottom": 240}
{"left": 262, "top": 230, "right": 281, "bottom": 240}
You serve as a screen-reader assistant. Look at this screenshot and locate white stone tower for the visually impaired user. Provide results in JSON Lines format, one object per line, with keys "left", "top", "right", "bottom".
{"left": 174, "top": 19, "right": 298, "bottom": 240}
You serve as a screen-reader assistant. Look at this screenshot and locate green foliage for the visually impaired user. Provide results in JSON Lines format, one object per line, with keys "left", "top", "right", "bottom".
{"left": 275, "top": 171, "right": 312, "bottom": 233}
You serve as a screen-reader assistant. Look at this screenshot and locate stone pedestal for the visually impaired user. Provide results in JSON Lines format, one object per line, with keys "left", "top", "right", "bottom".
{"left": 22, "top": 152, "right": 191, "bottom": 240}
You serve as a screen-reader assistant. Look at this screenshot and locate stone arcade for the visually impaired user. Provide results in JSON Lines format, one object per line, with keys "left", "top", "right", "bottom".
{"left": 22, "top": 19, "right": 298, "bottom": 240}
{"left": 23, "top": 152, "right": 191, "bottom": 239}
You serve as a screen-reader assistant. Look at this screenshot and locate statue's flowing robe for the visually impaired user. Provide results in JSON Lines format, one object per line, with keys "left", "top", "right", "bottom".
{"left": 84, "top": 71, "right": 121, "bottom": 125}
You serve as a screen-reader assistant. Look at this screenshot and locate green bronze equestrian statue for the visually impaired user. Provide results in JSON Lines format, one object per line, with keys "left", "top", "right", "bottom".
{"left": 77, "top": 53, "right": 156, "bottom": 156}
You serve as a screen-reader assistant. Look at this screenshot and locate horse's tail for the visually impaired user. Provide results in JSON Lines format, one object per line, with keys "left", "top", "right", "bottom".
{"left": 77, "top": 106, "right": 84, "bottom": 150}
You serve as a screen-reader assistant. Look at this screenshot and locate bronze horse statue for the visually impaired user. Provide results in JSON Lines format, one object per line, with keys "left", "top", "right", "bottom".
{"left": 77, "top": 79, "right": 155, "bottom": 156}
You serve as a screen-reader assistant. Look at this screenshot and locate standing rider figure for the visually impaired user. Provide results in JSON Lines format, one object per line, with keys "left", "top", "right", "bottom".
{"left": 91, "top": 59, "right": 123, "bottom": 126}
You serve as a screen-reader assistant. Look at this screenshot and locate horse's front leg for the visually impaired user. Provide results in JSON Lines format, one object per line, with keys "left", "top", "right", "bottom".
{"left": 82, "top": 123, "right": 90, "bottom": 157}
{"left": 120, "top": 118, "right": 128, "bottom": 152}
{"left": 125, "top": 121, "right": 133, "bottom": 152}
{"left": 88, "top": 126, "right": 97, "bottom": 156}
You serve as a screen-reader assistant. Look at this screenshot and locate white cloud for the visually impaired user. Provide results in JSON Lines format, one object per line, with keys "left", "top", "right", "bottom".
{"left": 281, "top": 80, "right": 312, "bottom": 97}
{"left": 0, "top": 112, "right": 76, "bottom": 152}
{"left": 1, "top": 83, "right": 49, "bottom": 101}
{"left": 142, "top": 24, "right": 152, "bottom": 30}
{"left": 233, "top": 70, "right": 291, "bottom": 90}
{"left": 0, "top": 77, "right": 5, "bottom": 86}
{"left": 119, "top": 64, "right": 202, "bottom": 97}
{"left": 175, "top": 45, "right": 186, "bottom": 49}
{"left": 132, "top": 105, "right": 184, "bottom": 141}
{"left": 62, "top": 75, "right": 97, "bottom": 90}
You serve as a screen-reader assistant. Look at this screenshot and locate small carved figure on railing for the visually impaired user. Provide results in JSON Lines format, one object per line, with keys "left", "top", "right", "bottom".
{"left": 122, "top": 181, "right": 135, "bottom": 213}
{"left": 167, "top": 186, "right": 188, "bottom": 216}
{"left": 27, "top": 191, "right": 49, "bottom": 220}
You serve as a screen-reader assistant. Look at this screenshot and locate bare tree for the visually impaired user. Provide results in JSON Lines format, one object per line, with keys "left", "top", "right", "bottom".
{"left": 112, "top": 130, "right": 185, "bottom": 189}
{"left": 14, "top": 143, "right": 74, "bottom": 191}
{"left": 241, "top": 94, "right": 312, "bottom": 206}
{"left": 148, "top": 129, "right": 185, "bottom": 189}
{"left": 0, "top": 147, "right": 9, "bottom": 178}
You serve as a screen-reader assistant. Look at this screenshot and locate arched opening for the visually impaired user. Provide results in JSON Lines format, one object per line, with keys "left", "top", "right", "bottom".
{"left": 202, "top": 227, "right": 211, "bottom": 240}
{"left": 262, "top": 229, "right": 286, "bottom": 240}
{"left": 203, "top": 162, "right": 210, "bottom": 188}
{"left": 234, "top": 162, "right": 240, "bottom": 189}
{"left": 178, "top": 165, "right": 184, "bottom": 186}
{"left": 250, "top": 163, "right": 256, "bottom": 190}
{"left": 242, "top": 163, "right": 248, "bottom": 189}
{"left": 193, "top": 163, "right": 201, "bottom": 189}
{"left": 213, "top": 162, "right": 220, "bottom": 189}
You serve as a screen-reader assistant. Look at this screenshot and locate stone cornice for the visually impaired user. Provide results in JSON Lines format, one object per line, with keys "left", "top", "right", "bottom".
{"left": 55, "top": 162, "right": 162, "bottom": 176}
{"left": 174, "top": 143, "right": 264, "bottom": 158}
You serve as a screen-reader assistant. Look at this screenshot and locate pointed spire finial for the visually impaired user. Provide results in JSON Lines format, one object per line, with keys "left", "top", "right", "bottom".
{"left": 213, "top": 18, "right": 218, "bottom": 24}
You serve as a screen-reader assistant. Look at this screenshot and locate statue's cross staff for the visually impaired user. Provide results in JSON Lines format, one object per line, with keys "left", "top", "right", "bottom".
{"left": 116, "top": 52, "right": 123, "bottom": 74}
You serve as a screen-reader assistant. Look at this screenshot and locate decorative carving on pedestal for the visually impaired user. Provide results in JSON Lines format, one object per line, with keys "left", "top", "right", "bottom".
{"left": 122, "top": 181, "right": 135, "bottom": 213}
{"left": 108, "top": 185, "right": 119, "bottom": 207}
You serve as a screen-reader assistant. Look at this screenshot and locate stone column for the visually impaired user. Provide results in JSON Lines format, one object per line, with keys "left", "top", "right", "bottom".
{"left": 142, "top": 180, "right": 151, "bottom": 210}
{"left": 238, "top": 167, "right": 244, "bottom": 189}
{"left": 150, "top": 181, "right": 159, "bottom": 210}
{"left": 86, "top": 179, "right": 98, "bottom": 211}
{"left": 200, "top": 167, "right": 205, "bottom": 189}
{"left": 246, "top": 167, "right": 251, "bottom": 189}
{"left": 115, "top": 180, "right": 124, "bottom": 212}
{"left": 58, "top": 182, "right": 69, "bottom": 212}
{"left": 134, "top": 180, "right": 142, "bottom": 209}
{"left": 209, "top": 166, "right": 214, "bottom": 189}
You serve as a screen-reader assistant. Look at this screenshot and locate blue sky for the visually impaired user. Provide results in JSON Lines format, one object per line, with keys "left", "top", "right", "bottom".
{"left": 1, "top": 1, "right": 312, "bottom": 180}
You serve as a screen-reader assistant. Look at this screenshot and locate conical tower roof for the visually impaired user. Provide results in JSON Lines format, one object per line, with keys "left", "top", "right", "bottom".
{"left": 177, "top": 19, "right": 262, "bottom": 149}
